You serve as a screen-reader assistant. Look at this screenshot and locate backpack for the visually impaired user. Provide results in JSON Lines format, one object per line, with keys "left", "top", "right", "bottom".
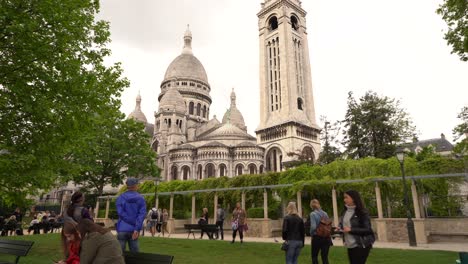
{"left": 151, "top": 209, "right": 159, "bottom": 220}
{"left": 304, "top": 216, "right": 311, "bottom": 236}
{"left": 315, "top": 212, "right": 332, "bottom": 238}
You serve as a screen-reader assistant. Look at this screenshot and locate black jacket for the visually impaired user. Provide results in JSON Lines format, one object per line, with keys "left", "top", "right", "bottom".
{"left": 282, "top": 214, "right": 305, "bottom": 244}
{"left": 339, "top": 209, "right": 375, "bottom": 248}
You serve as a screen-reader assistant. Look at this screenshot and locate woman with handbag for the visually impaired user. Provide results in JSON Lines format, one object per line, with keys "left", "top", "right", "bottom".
{"left": 282, "top": 202, "right": 305, "bottom": 264}
{"left": 335, "top": 190, "right": 375, "bottom": 264}
{"left": 230, "top": 202, "right": 246, "bottom": 244}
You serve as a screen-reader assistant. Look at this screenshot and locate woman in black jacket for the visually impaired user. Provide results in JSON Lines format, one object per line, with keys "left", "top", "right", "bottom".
{"left": 336, "top": 190, "right": 375, "bottom": 264}
{"left": 282, "top": 202, "right": 305, "bottom": 264}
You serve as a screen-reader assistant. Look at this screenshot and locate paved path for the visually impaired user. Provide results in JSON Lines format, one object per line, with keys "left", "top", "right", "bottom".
{"left": 139, "top": 230, "right": 467, "bottom": 253}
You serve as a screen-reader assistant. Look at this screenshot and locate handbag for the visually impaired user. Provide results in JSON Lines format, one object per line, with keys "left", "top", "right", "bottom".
{"left": 281, "top": 241, "right": 289, "bottom": 251}
{"left": 231, "top": 220, "right": 238, "bottom": 231}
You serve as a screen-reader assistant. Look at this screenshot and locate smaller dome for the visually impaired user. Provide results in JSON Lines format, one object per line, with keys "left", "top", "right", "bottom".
{"left": 159, "top": 87, "right": 186, "bottom": 114}
{"left": 207, "top": 123, "right": 254, "bottom": 140}
{"left": 222, "top": 89, "right": 245, "bottom": 130}
{"left": 128, "top": 91, "right": 148, "bottom": 123}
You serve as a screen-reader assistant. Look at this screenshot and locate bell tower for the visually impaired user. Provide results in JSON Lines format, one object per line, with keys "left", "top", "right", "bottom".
{"left": 256, "top": 0, "right": 320, "bottom": 171}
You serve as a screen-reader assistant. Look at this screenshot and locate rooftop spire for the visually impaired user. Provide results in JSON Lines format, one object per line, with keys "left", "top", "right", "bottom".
{"left": 182, "top": 24, "right": 193, "bottom": 55}
{"left": 230, "top": 88, "right": 236, "bottom": 108}
{"left": 136, "top": 90, "right": 142, "bottom": 103}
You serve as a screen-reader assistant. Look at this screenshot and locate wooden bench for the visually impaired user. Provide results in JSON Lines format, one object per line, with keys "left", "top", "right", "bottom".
{"left": 183, "top": 224, "right": 218, "bottom": 239}
{"left": 427, "top": 231, "right": 468, "bottom": 242}
{"left": 124, "top": 251, "right": 174, "bottom": 264}
{"left": 0, "top": 239, "right": 34, "bottom": 264}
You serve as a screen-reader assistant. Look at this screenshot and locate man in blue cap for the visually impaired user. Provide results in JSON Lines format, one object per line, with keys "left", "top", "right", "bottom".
{"left": 116, "top": 177, "right": 147, "bottom": 252}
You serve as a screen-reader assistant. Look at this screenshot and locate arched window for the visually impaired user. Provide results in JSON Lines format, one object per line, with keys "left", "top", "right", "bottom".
{"left": 182, "top": 166, "right": 190, "bottom": 180}
{"left": 268, "top": 16, "right": 278, "bottom": 31}
{"left": 301, "top": 146, "right": 315, "bottom": 162}
{"left": 197, "top": 103, "right": 201, "bottom": 116}
{"left": 168, "top": 119, "right": 172, "bottom": 128}
{"left": 219, "top": 164, "right": 227, "bottom": 177}
{"left": 235, "top": 164, "right": 244, "bottom": 176}
{"left": 197, "top": 164, "right": 203, "bottom": 180}
{"left": 189, "top": 102, "right": 194, "bottom": 115}
{"left": 206, "top": 163, "right": 215, "bottom": 178}
{"left": 259, "top": 165, "right": 264, "bottom": 174}
{"left": 171, "top": 166, "right": 178, "bottom": 180}
{"left": 179, "top": 120, "right": 182, "bottom": 129}
{"left": 291, "top": 15, "right": 299, "bottom": 31}
{"left": 266, "top": 147, "right": 283, "bottom": 172}
{"left": 248, "top": 164, "right": 257, "bottom": 174}
{"left": 297, "top": 98, "right": 303, "bottom": 110}
{"left": 202, "top": 105, "right": 207, "bottom": 118}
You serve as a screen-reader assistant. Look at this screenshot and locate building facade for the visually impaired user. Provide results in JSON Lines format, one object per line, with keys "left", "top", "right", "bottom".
{"left": 130, "top": 0, "right": 321, "bottom": 181}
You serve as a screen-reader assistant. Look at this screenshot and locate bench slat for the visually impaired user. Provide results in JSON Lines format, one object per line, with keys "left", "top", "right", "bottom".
{"left": 0, "top": 240, "right": 34, "bottom": 257}
{"left": 124, "top": 252, "right": 173, "bottom": 264}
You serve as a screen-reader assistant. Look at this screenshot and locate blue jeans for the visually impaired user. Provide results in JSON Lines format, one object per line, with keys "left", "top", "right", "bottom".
{"left": 285, "top": 240, "right": 303, "bottom": 264}
{"left": 117, "top": 232, "right": 139, "bottom": 252}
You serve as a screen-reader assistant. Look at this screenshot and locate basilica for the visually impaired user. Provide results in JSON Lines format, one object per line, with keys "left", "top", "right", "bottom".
{"left": 129, "top": 0, "right": 321, "bottom": 181}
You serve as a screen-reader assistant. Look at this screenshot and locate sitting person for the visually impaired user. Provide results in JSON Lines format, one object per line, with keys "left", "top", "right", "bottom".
{"left": 55, "top": 221, "right": 80, "bottom": 264}
{"left": 27, "top": 216, "right": 40, "bottom": 234}
{"left": 5, "top": 215, "right": 17, "bottom": 236}
{"left": 56, "top": 219, "right": 124, "bottom": 264}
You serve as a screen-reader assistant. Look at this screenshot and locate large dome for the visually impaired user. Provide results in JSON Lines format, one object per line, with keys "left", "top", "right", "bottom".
{"left": 163, "top": 54, "right": 208, "bottom": 84}
{"left": 159, "top": 88, "right": 186, "bottom": 114}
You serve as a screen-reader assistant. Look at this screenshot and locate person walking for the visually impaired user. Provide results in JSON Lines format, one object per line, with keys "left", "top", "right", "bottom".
{"left": 199, "top": 208, "right": 212, "bottom": 239}
{"left": 282, "top": 202, "right": 305, "bottom": 264}
{"left": 336, "top": 190, "right": 375, "bottom": 264}
{"left": 215, "top": 206, "right": 225, "bottom": 240}
{"left": 156, "top": 208, "right": 162, "bottom": 235}
{"left": 231, "top": 202, "right": 246, "bottom": 244}
{"left": 146, "top": 207, "right": 159, "bottom": 237}
{"left": 161, "top": 208, "right": 170, "bottom": 237}
{"left": 310, "top": 199, "right": 332, "bottom": 264}
{"left": 116, "top": 178, "right": 146, "bottom": 252}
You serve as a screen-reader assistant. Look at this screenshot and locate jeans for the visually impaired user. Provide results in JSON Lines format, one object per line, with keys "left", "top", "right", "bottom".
{"left": 117, "top": 232, "right": 139, "bottom": 253}
{"left": 285, "top": 240, "right": 303, "bottom": 264}
{"left": 347, "top": 246, "right": 371, "bottom": 264}
{"left": 215, "top": 220, "right": 224, "bottom": 240}
{"left": 311, "top": 235, "right": 331, "bottom": 264}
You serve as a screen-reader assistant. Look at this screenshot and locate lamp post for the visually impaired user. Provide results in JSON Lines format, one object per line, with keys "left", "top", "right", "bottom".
{"left": 396, "top": 150, "right": 417, "bottom": 247}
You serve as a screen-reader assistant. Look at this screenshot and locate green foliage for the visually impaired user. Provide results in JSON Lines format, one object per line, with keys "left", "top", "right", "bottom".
{"left": 70, "top": 113, "right": 159, "bottom": 196}
{"left": 437, "top": 0, "right": 468, "bottom": 61}
{"left": 247, "top": 208, "right": 264, "bottom": 218}
{"left": 0, "top": 0, "right": 128, "bottom": 204}
{"left": 343, "top": 91, "right": 416, "bottom": 159}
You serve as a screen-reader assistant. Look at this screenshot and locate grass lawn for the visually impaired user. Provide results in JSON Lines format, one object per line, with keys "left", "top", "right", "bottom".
{"left": 0, "top": 234, "right": 458, "bottom": 264}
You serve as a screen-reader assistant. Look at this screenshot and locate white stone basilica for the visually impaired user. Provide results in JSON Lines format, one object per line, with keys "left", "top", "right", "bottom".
{"left": 128, "top": 0, "right": 321, "bottom": 181}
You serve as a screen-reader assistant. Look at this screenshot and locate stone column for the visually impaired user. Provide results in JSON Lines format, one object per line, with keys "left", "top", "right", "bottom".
{"left": 191, "top": 195, "right": 196, "bottom": 224}
{"left": 214, "top": 193, "right": 218, "bottom": 223}
{"left": 241, "top": 191, "right": 246, "bottom": 210}
{"left": 105, "top": 198, "right": 110, "bottom": 219}
{"left": 411, "top": 180, "right": 421, "bottom": 219}
{"left": 332, "top": 188, "right": 339, "bottom": 227}
{"left": 169, "top": 194, "right": 174, "bottom": 219}
{"left": 296, "top": 191, "right": 302, "bottom": 218}
{"left": 375, "top": 182, "right": 384, "bottom": 219}
{"left": 263, "top": 189, "right": 268, "bottom": 219}
{"left": 95, "top": 200, "right": 100, "bottom": 219}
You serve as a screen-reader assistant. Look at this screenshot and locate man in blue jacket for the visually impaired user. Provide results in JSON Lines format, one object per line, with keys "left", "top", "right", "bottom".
{"left": 116, "top": 177, "right": 147, "bottom": 252}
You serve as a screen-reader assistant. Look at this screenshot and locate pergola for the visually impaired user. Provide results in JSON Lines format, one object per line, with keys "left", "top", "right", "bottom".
{"left": 96, "top": 173, "right": 467, "bottom": 228}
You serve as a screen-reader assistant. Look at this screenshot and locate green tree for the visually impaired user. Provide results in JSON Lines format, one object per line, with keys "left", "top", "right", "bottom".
{"left": 70, "top": 113, "right": 159, "bottom": 196}
{"left": 0, "top": 0, "right": 128, "bottom": 204}
{"left": 453, "top": 106, "right": 468, "bottom": 158}
{"left": 343, "top": 91, "right": 416, "bottom": 159}
{"left": 437, "top": 0, "right": 468, "bottom": 61}
{"left": 317, "top": 116, "right": 342, "bottom": 164}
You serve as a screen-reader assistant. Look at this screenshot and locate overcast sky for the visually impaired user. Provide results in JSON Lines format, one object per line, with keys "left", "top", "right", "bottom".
{"left": 98, "top": 0, "right": 467, "bottom": 144}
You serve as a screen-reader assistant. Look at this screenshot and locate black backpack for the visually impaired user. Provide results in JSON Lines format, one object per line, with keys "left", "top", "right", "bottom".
{"left": 304, "top": 215, "right": 311, "bottom": 236}
{"left": 151, "top": 210, "right": 159, "bottom": 220}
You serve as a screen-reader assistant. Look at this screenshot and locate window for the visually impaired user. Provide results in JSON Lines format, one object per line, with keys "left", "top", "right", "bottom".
{"left": 291, "top": 16, "right": 299, "bottom": 31}
{"left": 297, "top": 98, "right": 303, "bottom": 110}
{"left": 268, "top": 16, "right": 278, "bottom": 31}
{"left": 189, "top": 102, "right": 194, "bottom": 115}
{"left": 197, "top": 103, "right": 201, "bottom": 116}
{"left": 202, "top": 105, "right": 207, "bottom": 118}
